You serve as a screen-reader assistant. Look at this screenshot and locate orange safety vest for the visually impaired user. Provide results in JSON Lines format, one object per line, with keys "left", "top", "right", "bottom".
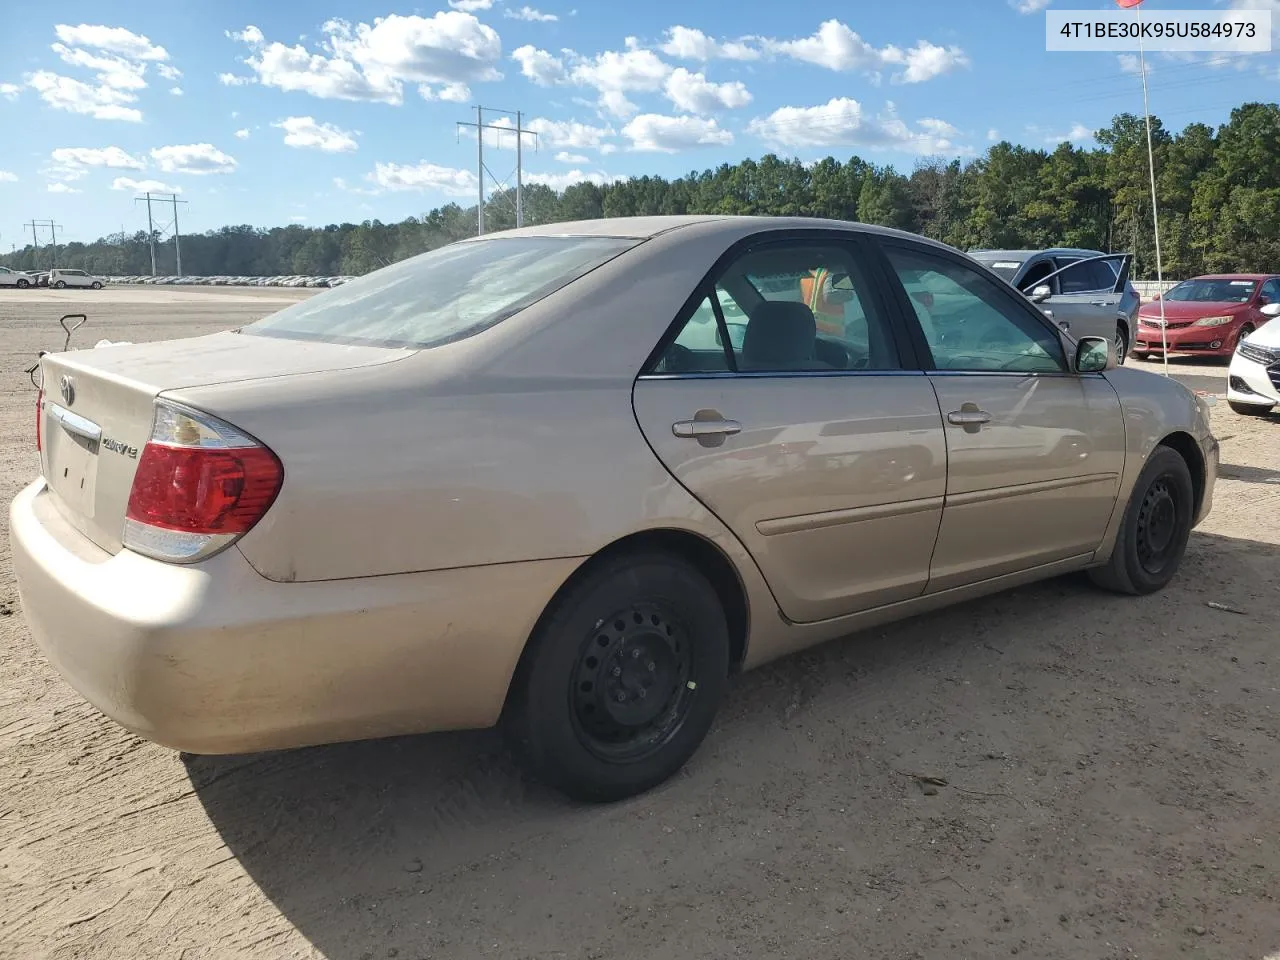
{"left": 799, "top": 268, "right": 845, "bottom": 336}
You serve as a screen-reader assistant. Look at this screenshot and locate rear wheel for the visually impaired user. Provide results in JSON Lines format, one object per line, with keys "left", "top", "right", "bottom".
{"left": 91, "top": 281, "right": 102, "bottom": 290}
{"left": 53, "top": 280, "right": 66, "bottom": 289}
{"left": 505, "top": 551, "right": 730, "bottom": 802}
{"left": 1228, "top": 399, "right": 1274, "bottom": 416}
{"left": 16, "top": 278, "right": 29, "bottom": 289}
{"left": 1089, "top": 446, "right": 1194, "bottom": 596}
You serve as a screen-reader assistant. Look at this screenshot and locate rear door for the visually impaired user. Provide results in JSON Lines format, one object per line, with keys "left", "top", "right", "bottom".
{"left": 634, "top": 232, "right": 948, "bottom": 624}
{"left": 876, "top": 240, "right": 1126, "bottom": 592}
{"left": 1037, "top": 255, "right": 1130, "bottom": 343}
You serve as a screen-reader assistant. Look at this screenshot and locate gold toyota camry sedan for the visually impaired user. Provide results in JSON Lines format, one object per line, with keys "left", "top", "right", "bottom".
{"left": 10, "top": 216, "right": 1218, "bottom": 801}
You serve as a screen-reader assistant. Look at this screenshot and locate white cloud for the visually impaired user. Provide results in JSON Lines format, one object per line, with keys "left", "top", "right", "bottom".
{"left": 512, "top": 45, "right": 568, "bottom": 85}
{"left": 26, "top": 71, "right": 142, "bottom": 121}
{"left": 555, "top": 150, "right": 589, "bottom": 163}
{"left": 505, "top": 6, "right": 558, "bottom": 22}
{"left": 663, "top": 67, "right": 751, "bottom": 113}
{"left": 763, "top": 20, "right": 967, "bottom": 84}
{"left": 0, "top": 83, "right": 18, "bottom": 99}
{"left": 448, "top": 0, "right": 494, "bottom": 9}
{"left": 526, "top": 169, "right": 622, "bottom": 191}
{"left": 987, "top": 128, "right": 1000, "bottom": 141}
{"left": 157, "top": 63, "right": 182, "bottom": 81}
{"left": 1043, "top": 122, "right": 1095, "bottom": 145}
{"left": 1013, "top": 0, "right": 1052, "bottom": 11}
{"left": 53, "top": 24, "right": 168, "bottom": 61}
{"left": 747, "top": 97, "right": 970, "bottom": 154}
{"left": 290, "top": 215, "right": 308, "bottom": 222}
{"left": 50, "top": 44, "right": 147, "bottom": 91}
{"left": 368, "top": 161, "right": 478, "bottom": 195}
{"left": 51, "top": 146, "right": 146, "bottom": 170}
{"left": 170, "top": 86, "right": 183, "bottom": 96}
{"left": 0, "top": 171, "right": 18, "bottom": 182}
{"left": 273, "top": 116, "right": 359, "bottom": 152}
{"left": 571, "top": 47, "right": 673, "bottom": 116}
{"left": 111, "top": 177, "right": 182, "bottom": 193}
{"left": 622, "top": 113, "right": 733, "bottom": 152}
{"left": 527, "top": 116, "right": 615, "bottom": 148}
{"left": 660, "top": 26, "right": 759, "bottom": 61}
{"left": 47, "top": 182, "right": 81, "bottom": 193}
{"left": 896, "top": 41, "right": 969, "bottom": 84}
{"left": 218, "top": 72, "right": 253, "bottom": 86}
{"left": 230, "top": 13, "right": 502, "bottom": 105}
{"left": 151, "top": 143, "right": 238, "bottom": 175}
{"left": 420, "top": 80, "right": 471, "bottom": 101}
{"left": 234, "top": 128, "right": 250, "bottom": 139}
{"left": 1117, "top": 53, "right": 1149, "bottom": 76}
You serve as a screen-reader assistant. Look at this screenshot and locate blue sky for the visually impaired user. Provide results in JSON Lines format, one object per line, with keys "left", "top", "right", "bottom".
{"left": 0, "top": 0, "right": 1276, "bottom": 248}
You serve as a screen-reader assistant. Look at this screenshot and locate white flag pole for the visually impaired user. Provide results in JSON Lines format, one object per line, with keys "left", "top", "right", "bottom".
{"left": 1135, "top": 1, "right": 1170, "bottom": 376}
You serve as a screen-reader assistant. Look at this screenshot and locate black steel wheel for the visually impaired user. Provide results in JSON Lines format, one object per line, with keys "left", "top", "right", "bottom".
{"left": 505, "top": 551, "right": 730, "bottom": 802}
{"left": 1089, "top": 445, "right": 1195, "bottom": 595}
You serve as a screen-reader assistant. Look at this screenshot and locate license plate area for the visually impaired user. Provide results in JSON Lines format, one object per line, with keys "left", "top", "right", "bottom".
{"left": 42, "top": 402, "right": 101, "bottom": 518}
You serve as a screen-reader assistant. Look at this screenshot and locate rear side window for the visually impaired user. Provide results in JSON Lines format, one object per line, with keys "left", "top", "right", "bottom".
{"left": 242, "top": 236, "right": 639, "bottom": 349}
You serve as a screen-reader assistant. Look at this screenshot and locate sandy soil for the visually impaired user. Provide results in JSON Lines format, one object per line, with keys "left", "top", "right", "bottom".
{"left": 1, "top": 289, "right": 1278, "bottom": 960}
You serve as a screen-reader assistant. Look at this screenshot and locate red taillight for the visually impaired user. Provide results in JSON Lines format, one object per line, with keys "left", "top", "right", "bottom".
{"left": 36, "top": 388, "right": 43, "bottom": 452}
{"left": 126, "top": 443, "right": 282, "bottom": 534}
{"left": 122, "top": 400, "right": 282, "bottom": 563}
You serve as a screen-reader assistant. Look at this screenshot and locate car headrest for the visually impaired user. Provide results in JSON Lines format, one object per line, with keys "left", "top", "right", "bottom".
{"left": 742, "top": 301, "right": 818, "bottom": 369}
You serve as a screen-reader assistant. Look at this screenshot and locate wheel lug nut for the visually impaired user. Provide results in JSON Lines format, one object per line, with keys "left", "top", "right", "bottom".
{"left": 638, "top": 688, "right": 647, "bottom": 698}
{"left": 612, "top": 666, "right": 622, "bottom": 678}
{"left": 632, "top": 649, "right": 641, "bottom": 659}
{"left": 647, "top": 662, "right": 656, "bottom": 672}
{"left": 616, "top": 691, "right": 627, "bottom": 702}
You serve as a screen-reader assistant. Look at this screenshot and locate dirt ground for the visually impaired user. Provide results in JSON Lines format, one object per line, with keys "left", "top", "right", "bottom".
{"left": 1, "top": 288, "right": 1278, "bottom": 960}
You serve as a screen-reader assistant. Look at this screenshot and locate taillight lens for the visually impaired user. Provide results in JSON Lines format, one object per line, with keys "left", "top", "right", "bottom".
{"left": 36, "top": 388, "right": 43, "bottom": 452}
{"left": 123, "top": 401, "right": 283, "bottom": 563}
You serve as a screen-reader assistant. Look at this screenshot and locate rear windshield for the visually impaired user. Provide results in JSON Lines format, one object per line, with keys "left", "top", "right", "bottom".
{"left": 241, "top": 235, "right": 639, "bottom": 349}
{"left": 971, "top": 257, "right": 1023, "bottom": 282}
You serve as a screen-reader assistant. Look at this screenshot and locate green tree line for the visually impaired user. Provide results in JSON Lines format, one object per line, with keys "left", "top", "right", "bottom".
{"left": 4, "top": 104, "right": 1278, "bottom": 281}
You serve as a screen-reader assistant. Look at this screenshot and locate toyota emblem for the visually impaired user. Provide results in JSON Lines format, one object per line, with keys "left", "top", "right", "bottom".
{"left": 59, "top": 375, "right": 75, "bottom": 406}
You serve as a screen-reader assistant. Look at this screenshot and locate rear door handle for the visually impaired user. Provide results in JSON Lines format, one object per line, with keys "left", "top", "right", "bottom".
{"left": 673, "top": 418, "right": 741, "bottom": 440}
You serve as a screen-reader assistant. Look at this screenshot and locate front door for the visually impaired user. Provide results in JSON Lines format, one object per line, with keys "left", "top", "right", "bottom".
{"left": 634, "top": 234, "right": 947, "bottom": 623}
{"left": 1036, "top": 255, "right": 1129, "bottom": 343}
{"left": 879, "top": 242, "right": 1126, "bottom": 592}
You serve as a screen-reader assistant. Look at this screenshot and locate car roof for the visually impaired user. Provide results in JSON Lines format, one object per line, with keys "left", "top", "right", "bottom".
{"left": 970, "top": 247, "right": 1107, "bottom": 260}
{"left": 459, "top": 214, "right": 958, "bottom": 251}
{"left": 1187, "top": 273, "right": 1278, "bottom": 281}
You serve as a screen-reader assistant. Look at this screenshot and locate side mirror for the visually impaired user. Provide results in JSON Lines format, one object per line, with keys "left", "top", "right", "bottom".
{"left": 1028, "top": 284, "right": 1052, "bottom": 304}
{"left": 1150, "top": 292, "right": 1161, "bottom": 301}
{"left": 1075, "top": 336, "right": 1113, "bottom": 373}
{"left": 1260, "top": 303, "right": 1280, "bottom": 318}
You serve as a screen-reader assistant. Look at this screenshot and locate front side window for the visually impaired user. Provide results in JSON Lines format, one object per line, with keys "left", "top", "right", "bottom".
{"left": 243, "top": 235, "right": 638, "bottom": 349}
{"left": 652, "top": 239, "right": 901, "bottom": 375}
{"left": 1258, "top": 278, "right": 1280, "bottom": 304}
{"left": 885, "top": 245, "right": 1067, "bottom": 373}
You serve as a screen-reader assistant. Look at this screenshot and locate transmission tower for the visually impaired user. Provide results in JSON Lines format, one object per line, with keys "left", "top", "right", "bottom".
{"left": 456, "top": 106, "right": 538, "bottom": 235}
{"left": 134, "top": 192, "right": 189, "bottom": 276}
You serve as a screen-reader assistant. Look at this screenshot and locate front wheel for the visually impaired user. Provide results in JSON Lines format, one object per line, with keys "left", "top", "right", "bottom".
{"left": 16, "top": 278, "right": 29, "bottom": 289}
{"left": 53, "top": 280, "right": 66, "bottom": 289}
{"left": 505, "top": 551, "right": 730, "bottom": 802}
{"left": 91, "top": 281, "right": 102, "bottom": 290}
{"left": 1089, "top": 446, "right": 1194, "bottom": 596}
{"left": 1115, "top": 324, "right": 1129, "bottom": 365}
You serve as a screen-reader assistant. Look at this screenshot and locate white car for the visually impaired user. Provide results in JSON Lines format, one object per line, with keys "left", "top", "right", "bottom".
{"left": 0, "top": 266, "right": 36, "bottom": 288}
{"left": 1226, "top": 304, "right": 1280, "bottom": 415}
{"left": 48, "top": 269, "right": 105, "bottom": 290}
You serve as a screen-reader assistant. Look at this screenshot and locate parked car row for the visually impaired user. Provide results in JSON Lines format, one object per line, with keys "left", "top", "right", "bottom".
{"left": 0, "top": 268, "right": 105, "bottom": 289}
{"left": 106, "top": 274, "right": 354, "bottom": 288}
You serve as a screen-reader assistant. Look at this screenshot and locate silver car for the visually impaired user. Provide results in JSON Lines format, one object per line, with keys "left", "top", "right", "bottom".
{"left": 970, "top": 248, "right": 1139, "bottom": 363}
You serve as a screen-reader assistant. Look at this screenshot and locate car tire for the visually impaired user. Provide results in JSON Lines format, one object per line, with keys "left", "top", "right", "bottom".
{"left": 504, "top": 551, "right": 731, "bottom": 802}
{"left": 1228, "top": 399, "right": 1274, "bottom": 416}
{"left": 1232, "top": 324, "right": 1255, "bottom": 356}
{"left": 1115, "top": 324, "right": 1129, "bottom": 365}
{"left": 91, "top": 281, "right": 102, "bottom": 290}
{"left": 16, "top": 278, "right": 29, "bottom": 289}
{"left": 1089, "top": 445, "right": 1195, "bottom": 596}
{"left": 53, "top": 280, "right": 66, "bottom": 289}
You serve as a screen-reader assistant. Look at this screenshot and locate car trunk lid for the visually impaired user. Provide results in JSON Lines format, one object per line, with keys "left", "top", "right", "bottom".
{"left": 36, "top": 331, "right": 410, "bottom": 554}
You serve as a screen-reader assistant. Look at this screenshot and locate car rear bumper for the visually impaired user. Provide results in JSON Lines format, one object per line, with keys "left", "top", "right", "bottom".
{"left": 9, "top": 479, "right": 580, "bottom": 754}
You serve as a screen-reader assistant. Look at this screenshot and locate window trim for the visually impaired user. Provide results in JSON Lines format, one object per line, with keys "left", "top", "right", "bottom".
{"left": 637, "top": 227, "right": 926, "bottom": 380}
{"left": 869, "top": 236, "right": 1082, "bottom": 378}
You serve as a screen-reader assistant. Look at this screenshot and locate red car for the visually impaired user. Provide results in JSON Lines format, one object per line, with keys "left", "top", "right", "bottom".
{"left": 1133, "top": 273, "right": 1280, "bottom": 360}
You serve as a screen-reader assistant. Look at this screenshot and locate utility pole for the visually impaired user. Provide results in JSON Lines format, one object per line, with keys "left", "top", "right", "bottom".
{"left": 28, "top": 220, "right": 60, "bottom": 269}
{"left": 134, "top": 192, "right": 187, "bottom": 276}
{"left": 49, "top": 220, "right": 58, "bottom": 267}
{"left": 28, "top": 220, "right": 40, "bottom": 267}
{"left": 456, "top": 105, "right": 537, "bottom": 236}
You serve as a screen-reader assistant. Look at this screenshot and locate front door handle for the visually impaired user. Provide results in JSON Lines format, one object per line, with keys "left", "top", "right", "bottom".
{"left": 947, "top": 409, "right": 992, "bottom": 428}
{"left": 673, "top": 410, "right": 741, "bottom": 448}
{"left": 1090, "top": 300, "right": 1111, "bottom": 307}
